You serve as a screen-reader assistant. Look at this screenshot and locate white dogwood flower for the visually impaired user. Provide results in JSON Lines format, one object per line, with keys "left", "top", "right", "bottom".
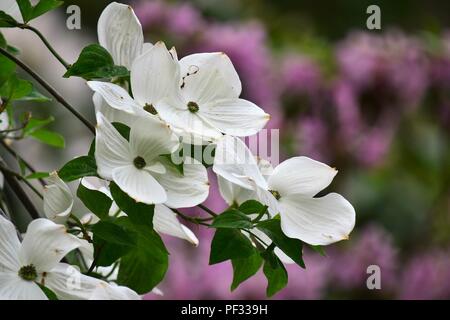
{"left": 214, "top": 135, "right": 355, "bottom": 246}
{"left": 0, "top": 215, "right": 96, "bottom": 299}
{"left": 95, "top": 112, "right": 209, "bottom": 206}
{"left": 43, "top": 172, "right": 73, "bottom": 224}
{"left": 81, "top": 177, "right": 200, "bottom": 246}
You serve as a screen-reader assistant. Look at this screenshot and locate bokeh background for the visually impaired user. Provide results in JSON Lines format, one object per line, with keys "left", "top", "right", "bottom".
{"left": 2, "top": 0, "right": 450, "bottom": 299}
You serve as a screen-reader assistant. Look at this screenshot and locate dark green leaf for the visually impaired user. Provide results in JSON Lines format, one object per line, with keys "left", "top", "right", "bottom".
{"left": 64, "top": 44, "right": 129, "bottom": 80}
{"left": 58, "top": 156, "right": 98, "bottom": 181}
{"left": 77, "top": 182, "right": 112, "bottom": 219}
{"left": 0, "top": 11, "right": 19, "bottom": 28}
{"left": 109, "top": 182, "right": 154, "bottom": 228}
{"left": 0, "top": 75, "right": 33, "bottom": 101}
{"left": 257, "top": 218, "right": 305, "bottom": 268}
{"left": 0, "top": 55, "right": 16, "bottom": 88}
{"left": 92, "top": 220, "right": 136, "bottom": 247}
{"left": 310, "top": 245, "right": 326, "bottom": 256}
{"left": 28, "top": 129, "right": 64, "bottom": 148}
{"left": 112, "top": 122, "right": 130, "bottom": 141}
{"left": 209, "top": 228, "right": 255, "bottom": 265}
{"left": 37, "top": 283, "right": 58, "bottom": 300}
{"left": 262, "top": 252, "right": 288, "bottom": 297}
{"left": 17, "top": 0, "right": 63, "bottom": 23}
{"left": 211, "top": 209, "right": 253, "bottom": 229}
{"left": 17, "top": 88, "right": 51, "bottom": 102}
{"left": 117, "top": 218, "right": 168, "bottom": 294}
{"left": 231, "top": 252, "right": 263, "bottom": 291}
{"left": 239, "top": 200, "right": 267, "bottom": 215}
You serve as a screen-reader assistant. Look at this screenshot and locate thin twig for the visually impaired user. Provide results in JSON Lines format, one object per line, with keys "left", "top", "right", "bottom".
{"left": 173, "top": 208, "right": 212, "bottom": 226}
{"left": 0, "top": 163, "right": 43, "bottom": 199}
{"left": 0, "top": 140, "right": 46, "bottom": 187}
{"left": 19, "top": 24, "right": 70, "bottom": 69}
{"left": 0, "top": 47, "right": 95, "bottom": 134}
{"left": 198, "top": 204, "right": 218, "bottom": 217}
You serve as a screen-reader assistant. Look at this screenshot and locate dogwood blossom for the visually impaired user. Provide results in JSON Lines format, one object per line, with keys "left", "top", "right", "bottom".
{"left": 95, "top": 112, "right": 209, "bottom": 206}
{"left": 214, "top": 135, "right": 355, "bottom": 246}
{"left": 43, "top": 172, "right": 73, "bottom": 224}
{"left": 0, "top": 214, "right": 137, "bottom": 300}
{"left": 81, "top": 177, "right": 199, "bottom": 246}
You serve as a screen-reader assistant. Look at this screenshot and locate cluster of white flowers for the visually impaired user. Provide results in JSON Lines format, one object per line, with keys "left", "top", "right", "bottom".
{"left": 0, "top": 2, "right": 355, "bottom": 300}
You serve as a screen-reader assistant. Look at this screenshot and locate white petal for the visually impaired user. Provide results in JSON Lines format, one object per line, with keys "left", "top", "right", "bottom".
{"left": 0, "top": 215, "right": 20, "bottom": 272}
{"left": 41, "top": 263, "right": 99, "bottom": 300}
{"left": 90, "top": 282, "right": 141, "bottom": 300}
{"left": 0, "top": 273, "right": 47, "bottom": 300}
{"left": 213, "top": 135, "right": 268, "bottom": 190}
{"left": 156, "top": 98, "right": 223, "bottom": 144}
{"left": 153, "top": 157, "right": 209, "bottom": 208}
{"left": 93, "top": 92, "right": 144, "bottom": 127}
{"left": 97, "top": 2, "right": 144, "bottom": 68}
{"left": 131, "top": 42, "right": 180, "bottom": 106}
{"left": 0, "top": 111, "right": 9, "bottom": 131}
{"left": 88, "top": 81, "right": 143, "bottom": 115}
{"left": 255, "top": 187, "right": 281, "bottom": 217}
{"left": 95, "top": 112, "right": 132, "bottom": 180}
{"left": 129, "top": 116, "right": 180, "bottom": 162}
{"left": 0, "top": 0, "right": 23, "bottom": 23}
{"left": 279, "top": 193, "right": 356, "bottom": 246}
{"left": 200, "top": 98, "right": 269, "bottom": 136}
{"left": 112, "top": 165, "right": 167, "bottom": 205}
{"left": 43, "top": 172, "right": 73, "bottom": 223}
{"left": 18, "top": 219, "right": 83, "bottom": 272}
{"left": 153, "top": 205, "right": 199, "bottom": 246}
{"left": 268, "top": 157, "right": 338, "bottom": 197}
{"left": 217, "top": 176, "right": 255, "bottom": 206}
{"left": 179, "top": 52, "right": 242, "bottom": 103}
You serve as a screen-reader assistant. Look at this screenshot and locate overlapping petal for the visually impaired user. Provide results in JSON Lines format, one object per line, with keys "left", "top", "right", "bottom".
{"left": 154, "top": 205, "right": 199, "bottom": 246}
{"left": 43, "top": 172, "right": 73, "bottom": 223}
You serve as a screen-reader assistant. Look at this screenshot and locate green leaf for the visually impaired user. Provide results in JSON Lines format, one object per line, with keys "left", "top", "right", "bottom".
{"left": 77, "top": 182, "right": 112, "bottom": 220}
{"left": 109, "top": 182, "right": 154, "bottom": 228}
{"left": 0, "top": 32, "right": 6, "bottom": 48}
{"left": 262, "top": 252, "right": 288, "bottom": 297}
{"left": 28, "top": 129, "right": 64, "bottom": 148}
{"left": 239, "top": 200, "right": 267, "bottom": 215}
{"left": 17, "top": 88, "right": 51, "bottom": 102}
{"left": 37, "top": 283, "right": 58, "bottom": 300}
{"left": 112, "top": 122, "right": 130, "bottom": 140}
{"left": 209, "top": 228, "right": 255, "bottom": 265}
{"left": 211, "top": 209, "right": 253, "bottom": 229}
{"left": 117, "top": 218, "right": 168, "bottom": 294}
{"left": 17, "top": 0, "right": 63, "bottom": 23}
{"left": 92, "top": 220, "right": 136, "bottom": 247}
{"left": 58, "top": 156, "right": 98, "bottom": 181}
{"left": 0, "top": 11, "right": 19, "bottom": 28}
{"left": 0, "top": 75, "right": 33, "bottom": 101}
{"left": 0, "top": 55, "right": 16, "bottom": 88}
{"left": 257, "top": 218, "right": 305, "bottom": 268}
{"left": 23, "top": 116, "right": 54, "bottom": 135}
{"left": 231, "top": 252, "right": 263, "bottom": 291}
{"left": 92, "top": 218, "right": 136, "bottom": 267}
{"left": 25, "top": 172, "right": 50, "bottom": 180}
{"left": 64, "top": 44, "right": 129, "bottom": 80}
{"left": 310, "top": 245, "right": 326, "bottom": 257}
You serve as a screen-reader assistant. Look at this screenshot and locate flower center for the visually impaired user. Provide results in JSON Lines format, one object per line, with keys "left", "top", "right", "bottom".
{"left": 144, "top": 103, "right": 157, "bottom": 115}
{"left": 133, "top": 156, "right": 146, "bottom": 169}
{"left": 18, "top": 264, "right": 37, "bottom": 281}
{"left": 269, "top": 190, "right": 281, "bottom": 200}
{"left": 187, "top": 101, "right": 199, "bottom": 113}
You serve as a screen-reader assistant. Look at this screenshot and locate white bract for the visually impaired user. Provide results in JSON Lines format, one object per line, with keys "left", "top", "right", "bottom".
{"left": 95, "top": 112, "right": 209, "bottom": 206}
{"left": 0, "top": 215, "right": 138, "bottom": 300}
{"left": 214, "top": 135, "right": 356, "bottom": 246}
{"left": 89, "top": 43, "right": 269, "bottom": 144}
{"left": 81, "top": 177, "right": 199, "bottom": 246}
{"left": 43, "top": 172, "right": 73, "bottom": 224}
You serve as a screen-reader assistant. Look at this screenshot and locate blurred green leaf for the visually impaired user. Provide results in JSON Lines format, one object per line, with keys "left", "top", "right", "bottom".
{"left": 0, "top": 11, "right": 19, "bottom": 28}
{"left": 17, "top": 0, "right": 63, "bottom": 23}
{"left": 17, "top": 88, "right": 51, "bottom": 102}
{"left": 28, "top": 128, "right": 64, "bottom": 148}
{"left": 25, "top": 171, "right": 50, "bottom": 180}
{"left": 23, "top": 116, "right": 54, "bottom": 135}
{"left": 0, "top": 75, "right": 33, "bottom": 101}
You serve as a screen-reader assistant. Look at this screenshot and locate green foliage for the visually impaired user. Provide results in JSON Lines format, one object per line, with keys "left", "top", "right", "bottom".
{"left": 17, "top": 0, "right": 63, "bottom": 23}
{"left": 25, "top": 171, "right": 50, "bottom": 180}
{"left": 27, "top": 128, "right": 64, "bottom": 148}
{"left": 238, "top": 200, "right": 268, "bottom": 215}
{"left": 257, "top": 217, "right": 305, "bottom": 268}
{"left": 262, "top": 249, "right": 288, "bottom": 297}
{"left": 209, "top": 228, "right": 255, "bottom": 264}
{"left": 0, "top": 75, "right": 33, "bottom": 101}
{"left": 211, "top": 209, "right": 253, "bottom": 229}
{"left": 64, "top": 44, "right": 129, "bottom": 80}
{"left": 58, "top": 156, "right": 98, "bottom": 181}
{"left": 0, "top": 11, "right": 19, "bottom": 28}
{"left": 231, "top": 252, "right": 263, "bottom": 291}
{"left": 77, "top": 182, "right": 112, "bottom": 220}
